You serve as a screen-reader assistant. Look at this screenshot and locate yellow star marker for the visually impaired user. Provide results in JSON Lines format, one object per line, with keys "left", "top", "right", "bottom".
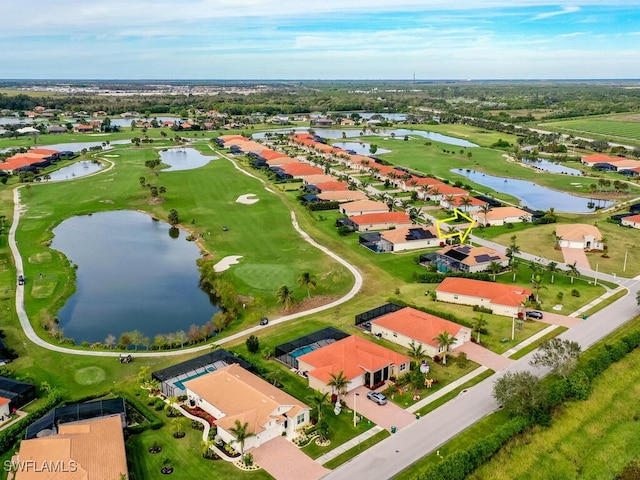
{"left": 435, "top": 208, "right": 476, "bottom": 243}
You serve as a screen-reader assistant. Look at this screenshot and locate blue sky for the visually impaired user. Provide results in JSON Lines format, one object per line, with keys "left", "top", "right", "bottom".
{"left": 1, "top": 1, "right": 639, "bottom": 79}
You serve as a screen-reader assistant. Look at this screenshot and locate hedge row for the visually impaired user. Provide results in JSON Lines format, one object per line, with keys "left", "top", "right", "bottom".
{"left": 414, "top": 328, "right": 640, "bottom": 480}
{"left": 308, "top": 201, "right": 340, "bottom": 211}
{"left": 416, "top": 416, "right": 531, "bottom": 480}
{"left": 112, "top": 389, "right": 164, "bottom": 433}
{"left": 0, "top": 391, "right": 63, "bottom": 453}
{"left": 414, "top": 271, "right": 493, "bottom": 283}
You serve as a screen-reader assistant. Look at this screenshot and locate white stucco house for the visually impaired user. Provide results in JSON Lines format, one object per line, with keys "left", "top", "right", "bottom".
{"left": 183, "top": 364, "right": 310, "bottom": 451}
{"left": 621, "top": 214, "right": 640, "bottom": 229}
{"left": 555, "top": 224, "right": 604, "bottom": 251}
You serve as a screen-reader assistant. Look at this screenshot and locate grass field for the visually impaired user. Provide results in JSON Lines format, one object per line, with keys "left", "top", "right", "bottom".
{"left": 540, "top": 114, "right": 640, "bottom": 145}
{"left": 470, "top": 345, "right": 640, "bottom": 480}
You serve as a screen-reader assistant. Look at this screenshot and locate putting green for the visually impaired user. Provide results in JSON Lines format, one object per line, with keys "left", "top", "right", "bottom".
{"left": 74, "top": 366, "right": 107, "bottom": 385}
{"left": 28, "top": 252, "right": 52, "bottom": 264}
{"left": 232, "top": 264, "right": 297, "bottom": 291}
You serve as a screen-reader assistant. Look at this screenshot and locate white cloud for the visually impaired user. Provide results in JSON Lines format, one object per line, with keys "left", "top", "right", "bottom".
{"left": 529, "top": 5, "right": 580, "bottom": 21}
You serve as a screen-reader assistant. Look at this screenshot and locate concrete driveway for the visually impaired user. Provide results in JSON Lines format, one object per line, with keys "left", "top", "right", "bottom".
{"left": 534, "top": 311, "right": 583, "bottom": 328}
{"left": 343, "top": 386, "right": 416, "bottom": 432}
{"left": 250, "top": 436, "right": 329, "bottom": 480}
{"left": 455, "top": 342, "right": 513, "bottom": 371}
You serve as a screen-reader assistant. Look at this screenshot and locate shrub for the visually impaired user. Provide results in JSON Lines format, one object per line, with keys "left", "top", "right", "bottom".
{"left": 308, "top": 201, "right": 339, "bottom": 211}
{"left": 246, "top": 335, "right": 260, "bottom": 354}
{"left": 472, "top": 305, "right": 493, "bottom": 314}
{"left": 571, "top": 289, "right": 580, "bottom": 297}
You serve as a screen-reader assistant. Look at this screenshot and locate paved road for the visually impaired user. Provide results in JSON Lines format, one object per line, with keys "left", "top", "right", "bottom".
{"left": 323, "top": 279, "right": 640, "bottom": 480}
{"left": 7, "top": 152, "right": 364, "bottom": 357}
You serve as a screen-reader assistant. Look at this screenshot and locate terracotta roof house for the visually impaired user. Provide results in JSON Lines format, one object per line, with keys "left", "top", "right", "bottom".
{"left": 312, "top": 181, "right": 349, "bottom": 192}
{"left": 265, "top": 156, "right": 300, "bottom": 167}
{"left": 435, "top": 277, "right": 532, "bottom": 317}
{"left": 13, "top": 415, "right": 128, "bottom": 480}
{"left": 278, "top": 163, "right": 324, "bottom": 178}
{"left": 368, "top": 226, "right": 441, "bottom": 252}
{"left": 297, "top": 336, "right": 410, "bottom": 394}
{"left": 472, "top": 206, "right": 533, "bottom": 226}
{"left": 371, "top": 307, "right": 472, "bottom": 358}
{"left": 317, "top": 190, "right": 368, "bottom": 203}
{"left": 259, "top": 149, "right": 290, "bottom": 161}
{"left": 556, "top": 224, "right": 603, "bottom": 251}
{"left": 402, "top": 176, "right": 444, "bottom": 193}
{"left": 232, "top": 140, "right": 267, "bottom": 154}
{"left": 426, "top": 184, "right": 468, "bottom": 200}
{"left": 621, "top": 214, "right": 640, "bottom": 229}
{"left": 581, "top": 153, "right": 625, "bottom": 166}
{"left": 0, "top": 396, "right": 9, "bottom": 418}
{"left": 183, "top": 364, "right": 310, "bottom": 451}
{"left": 340, "top": 200, "right": 389, "bottom": 217}
{"left": 47, "top": 125, "right": 67, "bottom": 134}
{"left": 435, "top": 244, "right": 509, "bottom": 273}
{"left": 440, "top": 195, "right": 488, "bottom": 213}
{"left": 347, "top": 212, "right": 413, "bottom": 232}
{"left": 302, "top": 175, "right": 336, "bottom": 186}
{"left": 74, "top": 124, "right": 94, "bottom": 133}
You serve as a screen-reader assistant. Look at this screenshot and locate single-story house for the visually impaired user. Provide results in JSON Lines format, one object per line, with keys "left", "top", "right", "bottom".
{"left": 340, "top": 200, "right": 389, "bottom": 217}
{"left": 401, "top": 176, "right": 444, "bottom": 193}
{"left": 184, "top": 364, "right": 310, "bottom": 451}
{"left": 317, "top": 190, "right": 368, "bottom": 203}
{"left": 435, "top": 277, "right": 532, "bottom": 317}
{"left": 556, "top": 224, "right": 604, "bottom": 251}
{"left": 377, "top": 226, "right": 442, "bottom": 252}
{"left": 621, "top": 214, "right": 640, "bottom": 229}
{"left": 303, "top": 175, "right": 336, "bottom": 186}
{"left": 472, "top": 206, "right": 533, "bottom": 226}
{"left": 278, "top": 162, "right": 324, "bottom": 178}
{"left": 312, "top": 181, "right": 349, "bottom": 192}
{"left": 213, "top": 135, "right": 249, "bottom": 147}
{"left": 265, "top": 156, "right": 300, "bottom": 167}
{"left": 74, "top": 124, "right": 94, "bottom": 133}
{"left": 346, "top": 211, "right": 413, "bottom": 231}
{"left": 425, "top": 184, "right": 468, "bottom": 201}
{"left": 440, "top": 195, "right": 488, "bottom": 213}
{"left": 434, "top": 244, "right": 509, "bottom": 273}
{"left": 581, "top": 154, "right": 624, "bottom": 166}
{"left": 371, "top": 307, "right": 472, "bottom": 357}
{"left": 297, "top": 335, "right": 410, "bottom": 393}
{"left": 14, "top": 415, "right": 128, "bottom": 480}
{"left": 47, "top": 125, "right": 67, "bottom": 134}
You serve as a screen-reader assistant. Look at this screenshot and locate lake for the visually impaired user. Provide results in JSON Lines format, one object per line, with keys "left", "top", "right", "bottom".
{"left": 159, "top": 147, "right": 218, "bottom": 171}
{"left": 51, "top": 210, "right": 218, "bottom": 343}
{"left": 451, "top": 169, "right": 613, "bottom": 213}
{"left": 521, "top": 158, "right": 583, "bottom": 176}
{"left": 0, "top": 139, "right": 132, "bottom": 154}
{"left": 331, "top": 141, "right": 391, "bottom": 155}
{"left": 253, "top": 127, "right": 478, "bottom": 147}
{"left": 44, "top": 160, "right": 105, "bottom": 182}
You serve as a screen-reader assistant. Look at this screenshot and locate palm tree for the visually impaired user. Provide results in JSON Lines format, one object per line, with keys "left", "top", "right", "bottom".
{"left": 505, "top": 235, "right": 520, "bottom": 269}
{"left": 459, "top": 196, "right": 473, "bottom": 213}
{"left": 488, "top": 261, "right": 503, "bottom": 280}
{"left": 433, "top": 331, "right": 456, "bottom": 365}
{"left": 407, "top": 341, "right": 427, "bottom": 364}
{"left": 472, "top": 315, "right": 488, "bottom": 343}
{"left": 276, "top": 285, "right": 294, "bottom": 310}
{"left": 531, "top": 274, "right": 547, "bottom": 302}
{"left": 444, "top": 194, "right": 456, "bottom": 209}
{"left": 327, "top": 371, "right": 350, "bottom": 401}
{"left": 297, "top": 272, "right": 317, "bottom": 299}
{"left": 306, "top": 391, "right": 330, "bottom": 423}
{"left": 566, "top": 261, "right": 580, "bottom": 284}
{"left": 478, "top": 203, "right": 493, "bottom": 226}
{"left": 546, "top": 261, "right": 559, "bottom": 284}
{"left": 229, "top": 419, "right": 251, "bottom": 455}
{"left": 428, "top": 185, "right": 440, "bottom": 200}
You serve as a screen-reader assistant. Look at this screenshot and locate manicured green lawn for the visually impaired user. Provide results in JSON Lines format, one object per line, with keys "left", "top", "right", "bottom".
{"left": 470, "top": 344, "right": 640, "bottom": 480}
{"left": 127, "top": 423, "right": 273, "bottom": 480}
{"left": 323, "top": 429, "right": 391, "bottom": 469}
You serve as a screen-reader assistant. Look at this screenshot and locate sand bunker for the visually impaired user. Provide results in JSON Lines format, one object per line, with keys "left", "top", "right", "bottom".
{"left": 236, "top": 194, "right": 259, "bottom": 205}
{"left": 214, "top": 255, "right": 243, "bottom": 272}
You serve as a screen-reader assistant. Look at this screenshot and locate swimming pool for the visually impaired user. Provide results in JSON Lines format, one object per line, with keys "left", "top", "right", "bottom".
{"left": 290, "top": 346, "right": 315, "bottom": 358}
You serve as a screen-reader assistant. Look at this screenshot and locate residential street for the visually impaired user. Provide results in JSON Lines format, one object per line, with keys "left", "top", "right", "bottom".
{"left": 323, "top": 279, "right": 640, "bottom": 480}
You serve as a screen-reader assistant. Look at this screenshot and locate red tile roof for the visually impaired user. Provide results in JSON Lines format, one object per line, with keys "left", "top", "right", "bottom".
{"left": 623, "top": 214, "right": 640, "bottom": 223}
{"left": 372, "top": 307, "right": 465, "bottom": 347}
{"left": 29, "top": 148, "right": 59, "bottom": 156}
{"left": 582, "top": 153, "right": 623, "bottom": 164}
{"left": 436, "top": 277, "right": 531, "bottom": 307}
{"left": 410, "top": 177, "right": 445, "bottom": 187}
{"left": 349, "top": 211, "right": 413, "bottom": 226}
{"left": 434, "top": 184, "right": 468, "bottom": 196}
{"left": 444, "top": 195, "right": 487, "bottom": 207}
{"left": 259, "top": 149, "right": 289, "bottom": 161}
{"left": 279, "top": 163, "right": 324, "bottom": 176}
{"left": 0, "top": 396, "right": 9, "bottom": 406}
{"left": 298, "top": 336, "right": 410, "bottom": 384}
{"left": 314, "top": 181, "right": 349, "bottom": 191}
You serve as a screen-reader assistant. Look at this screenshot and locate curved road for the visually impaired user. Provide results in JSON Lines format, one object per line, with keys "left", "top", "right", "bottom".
{"left": 8, "top": 152, "right": 363, "bottom": 357}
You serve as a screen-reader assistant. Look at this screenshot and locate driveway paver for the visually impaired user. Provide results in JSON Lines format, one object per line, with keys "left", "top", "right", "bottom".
{"left": 343, "top": 386, "right": 416, "bottom": 432}
{"left": 561, "top": 246, "right": 591, "bottom": 269}
{"left": 249, "top": 436, "right": 329, "bottom": 480}
{"left": 534, "top": 311, "right": 583, "bottom": 328}
{"left": 455, "top": 342, "right": 513, "bottom": 371}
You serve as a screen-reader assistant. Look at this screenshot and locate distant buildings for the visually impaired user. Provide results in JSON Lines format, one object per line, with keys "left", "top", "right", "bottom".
{"left": 555, "top": 224, "right": 603, "bottom": 251}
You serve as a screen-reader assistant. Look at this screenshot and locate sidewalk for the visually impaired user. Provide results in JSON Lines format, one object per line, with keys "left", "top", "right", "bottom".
{"left": 315, "top": 425, "right": 385, "bottom": 465}
{"left": 570, "top": 286, "right": 626, "bottom": 318}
